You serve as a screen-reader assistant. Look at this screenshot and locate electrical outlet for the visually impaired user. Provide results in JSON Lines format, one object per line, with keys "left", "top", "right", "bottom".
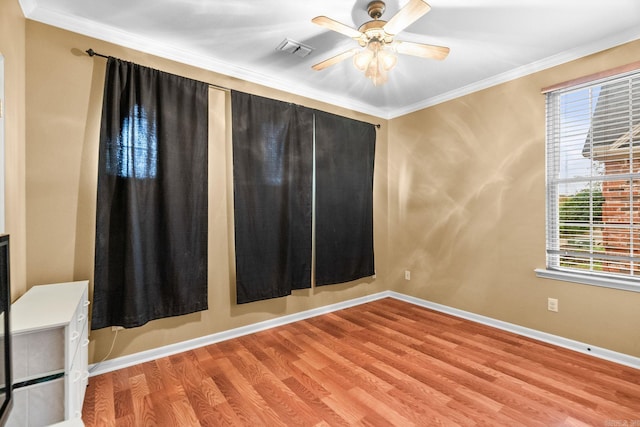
{"left": 547, "top": 298, "right": 558, "bottom": 312}
{"left": 404, "top": 270, "right": 411, "bottom": 280}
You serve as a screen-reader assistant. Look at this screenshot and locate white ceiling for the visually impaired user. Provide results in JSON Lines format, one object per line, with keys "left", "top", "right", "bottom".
{"left": 19, "top": 0, "right": 640, "bottom": 119}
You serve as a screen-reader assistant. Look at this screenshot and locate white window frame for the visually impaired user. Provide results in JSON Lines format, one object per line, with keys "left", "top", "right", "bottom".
{"left": 536, "top": 67, "right": 640, "bottom": 292}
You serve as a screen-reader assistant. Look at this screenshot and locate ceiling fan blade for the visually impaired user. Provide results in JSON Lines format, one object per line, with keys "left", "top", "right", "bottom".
{"left": 383, "top": 0, "right": 432, "bottom": 35}
{"left": 312, "top": 16, "right": 363, "bottom": 39}
{"left": 312, "top": 49, "right": 358, "bottom": 71}
{"left": 395, "top": 41, "right": 449, "bottom": 60}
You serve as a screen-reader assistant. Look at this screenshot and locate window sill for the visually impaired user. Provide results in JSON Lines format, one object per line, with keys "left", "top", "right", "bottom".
{"left": 534, "top": 268, "right": 640, "bottom": 293}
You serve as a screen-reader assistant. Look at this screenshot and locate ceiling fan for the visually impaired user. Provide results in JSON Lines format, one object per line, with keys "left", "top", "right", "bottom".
{"left": 311, "top": 0, "right": 450, "bottom": 85}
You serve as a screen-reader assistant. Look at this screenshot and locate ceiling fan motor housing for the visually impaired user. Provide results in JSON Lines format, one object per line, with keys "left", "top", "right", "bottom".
{"left": 356, "top": 21, "right": 393, "bottom": 46}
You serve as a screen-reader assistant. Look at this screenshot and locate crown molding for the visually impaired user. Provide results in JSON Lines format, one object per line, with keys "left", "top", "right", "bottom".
{"left": 387, "top": 26, "right": 640, "bottom": 118}
{"left": 23, "top": 5, "right": 389, "bottom": 119}
{"left": 17, "top": 0, "right": 37, "bottom": 16}
{"left": 21, "top": 2, "right": 640, "bottom": 121}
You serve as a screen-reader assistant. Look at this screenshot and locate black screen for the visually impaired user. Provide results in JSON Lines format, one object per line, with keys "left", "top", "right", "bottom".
{"left": 0, "top": 234, "right": 13, "bottom": 426}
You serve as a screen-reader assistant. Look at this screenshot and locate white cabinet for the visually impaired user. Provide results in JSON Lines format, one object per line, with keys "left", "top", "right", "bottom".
{"left": 8, "top": 281, "right": 89, "bottom": 427}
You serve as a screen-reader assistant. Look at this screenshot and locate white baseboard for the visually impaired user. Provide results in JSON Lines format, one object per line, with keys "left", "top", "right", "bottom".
{"left": 89, "top": 290, "right": 640, "bottom": 376}
{"left": 387, "top": 291, "right": 640, "bottom": 370}
{"left": 88, "top": 291, "right": 391, "bottom": 376}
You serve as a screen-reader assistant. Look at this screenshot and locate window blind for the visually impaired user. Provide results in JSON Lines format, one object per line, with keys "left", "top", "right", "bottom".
{"left": 546, "top": 69, "right": 640, "bottom": 281}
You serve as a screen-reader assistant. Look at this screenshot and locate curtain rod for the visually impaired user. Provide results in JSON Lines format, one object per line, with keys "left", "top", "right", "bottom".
{"left": 85, "top": 48, "right": 381, "bottom": 129}
{"left": 86, "top": 49, "right": 230, "bottom": 93}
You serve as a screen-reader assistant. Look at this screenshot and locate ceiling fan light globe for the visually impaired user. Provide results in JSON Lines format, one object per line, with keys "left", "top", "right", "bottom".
{"left": 353, "top": 50, "right": 374, "bottom": 71}
{"left": 379, "top": 49, "right": 397, "bottom": 71}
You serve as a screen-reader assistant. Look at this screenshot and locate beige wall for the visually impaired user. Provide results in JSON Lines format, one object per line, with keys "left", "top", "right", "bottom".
{"left": 388, "top": 39, "right": 640, "bottom": 357}
{"left": 0, "top": 0, "right": 27, "bottom": 299}
{"left": 24, "top": 21, "right": 389, "bottom": 363}
{"left": 20, "top": 16, "right": 640, "bottom": 362}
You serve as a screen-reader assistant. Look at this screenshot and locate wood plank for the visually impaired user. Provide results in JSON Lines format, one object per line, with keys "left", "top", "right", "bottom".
{"left": 86, "top": 370, "right": 116, "bottom": 425}
{"left": 82, "top": 298, "right": 640, "bottom": 426}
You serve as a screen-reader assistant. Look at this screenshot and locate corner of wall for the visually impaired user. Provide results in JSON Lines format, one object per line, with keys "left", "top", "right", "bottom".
{"left": 0, "top": 0, "right": 28, "bottom": 299}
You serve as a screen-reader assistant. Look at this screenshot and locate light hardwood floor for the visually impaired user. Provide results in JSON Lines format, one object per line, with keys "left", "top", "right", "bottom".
{"left": 82, "top": 298, "right": 640, "bottom": 426}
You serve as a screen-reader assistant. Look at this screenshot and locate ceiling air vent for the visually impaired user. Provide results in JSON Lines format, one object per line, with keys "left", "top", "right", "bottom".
{"left": 276, "top": 38, "right": 314, "bottom": 58}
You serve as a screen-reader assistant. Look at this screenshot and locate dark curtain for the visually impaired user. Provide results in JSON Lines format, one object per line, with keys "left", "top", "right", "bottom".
{"left": 92, "top": 58, "right": 209, "bottom": 330}
{"left": 231, "top": 91, "right": 313, "bottom": 304}
{"left": 315, "top": 111, "right": 376, "bottom": 285}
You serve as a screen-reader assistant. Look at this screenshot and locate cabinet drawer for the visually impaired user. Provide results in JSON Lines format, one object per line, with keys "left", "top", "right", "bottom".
{"left": 13, "top": 328, "right": 65, "bottom": 380}
{"left": 7, "top": 377, "right": 65, "bottom": 427}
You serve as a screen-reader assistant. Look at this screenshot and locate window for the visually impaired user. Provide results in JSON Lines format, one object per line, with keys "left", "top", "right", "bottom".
{"left": 541, "top": 67, "right": 640, "bottom": 291}
{"left": 106, "top": 104, "right": 158, "bottom": 179}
